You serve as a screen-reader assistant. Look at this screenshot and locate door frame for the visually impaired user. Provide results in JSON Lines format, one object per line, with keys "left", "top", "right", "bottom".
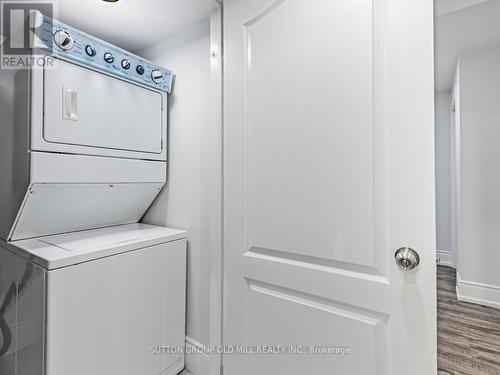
{"left": 207, "top": 4, "right": 224, "bottom": 375}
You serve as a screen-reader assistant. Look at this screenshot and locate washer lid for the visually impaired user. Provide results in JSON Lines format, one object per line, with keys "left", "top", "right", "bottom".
{"left": 5, "top": 224, "right": 186, "bottom": 270}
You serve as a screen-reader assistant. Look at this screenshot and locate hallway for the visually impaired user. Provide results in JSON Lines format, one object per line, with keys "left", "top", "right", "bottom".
{"left": 438, "top": 266, "right": 500, "bottom": 374}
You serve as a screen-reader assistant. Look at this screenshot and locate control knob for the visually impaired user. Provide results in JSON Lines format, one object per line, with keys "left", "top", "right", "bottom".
{"left": 85, "top": 45, "right": 97, "bottom": 57}
{"left": 151, "top": 69, "right": 163, "bottom": 84}
{"left": 103, "top": 52, "right": 114, "bottom": 63}
{"left": 121, "top": 59, "right": 131, "bottom": 70}
{"left": 53, "top": 30, "right": 74, "bottom": 51}
{"left": 136, "top": 65, "right": 145, "bottom": 75}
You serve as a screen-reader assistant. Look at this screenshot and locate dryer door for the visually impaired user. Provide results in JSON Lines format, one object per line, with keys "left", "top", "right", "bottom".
{"left": 36, "top": 58, "right": 165, "bottom": 160}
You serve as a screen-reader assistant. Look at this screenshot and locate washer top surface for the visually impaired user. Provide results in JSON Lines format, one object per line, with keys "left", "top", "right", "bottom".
{"left": 3, "top": 223, "right": 186, "bottom": 270}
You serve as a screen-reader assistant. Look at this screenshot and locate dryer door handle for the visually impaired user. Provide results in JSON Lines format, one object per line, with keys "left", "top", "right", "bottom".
{"left": 62, "top": 86, "right": 78, "bottom": 121}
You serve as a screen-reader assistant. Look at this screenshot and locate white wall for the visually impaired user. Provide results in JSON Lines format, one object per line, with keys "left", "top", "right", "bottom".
{"left": 434, "top": 0, "right": 490, "bottom": 17}
{"left": 435, "top": 90, "right": 453, "bottom": 267}
{"left": 455, "top": 43, "right": 500, "bottom": 308}
{"left": 139, "top": 18, "right": 216, "bottom": 356}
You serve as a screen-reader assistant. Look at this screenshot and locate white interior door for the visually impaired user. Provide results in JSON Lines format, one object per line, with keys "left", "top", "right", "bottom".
{"left": 223, "top": 0, "right": 436, "bottom": 374}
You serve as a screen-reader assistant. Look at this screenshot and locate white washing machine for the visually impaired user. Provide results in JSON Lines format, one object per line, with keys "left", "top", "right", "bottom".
{"left": 0, "top": 224, "right": 186, "bottom": 375}
{"left": 0, "top": 11, "right": 186, "bottom": 375}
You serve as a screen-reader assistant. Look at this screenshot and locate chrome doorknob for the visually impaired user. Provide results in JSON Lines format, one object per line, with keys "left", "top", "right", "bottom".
{"left": 395, "top": 247, "right": 420, "bottom": 270}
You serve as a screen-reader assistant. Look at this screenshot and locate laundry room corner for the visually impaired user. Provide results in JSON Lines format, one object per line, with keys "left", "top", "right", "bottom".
{"left": 140, "top": 4, "right": 223, "bottom": 375}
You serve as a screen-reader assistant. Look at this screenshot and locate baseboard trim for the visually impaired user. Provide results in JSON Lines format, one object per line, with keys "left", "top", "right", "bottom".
{"left": 185, "top": 336, "right": 209, "bottom": 375}
{"left": 457, "top": 273, "right": 500, "bottom": 309}
{"left": 162, "top": 357, "right": 185, "bottom": 375}
{"left": 436, "top": 249, "right": 454, "bottom": 268}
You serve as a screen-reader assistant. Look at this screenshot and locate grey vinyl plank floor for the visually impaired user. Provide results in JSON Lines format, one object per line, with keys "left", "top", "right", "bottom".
{"left": 438, "top": 266, "right": 500, "bottom": 375}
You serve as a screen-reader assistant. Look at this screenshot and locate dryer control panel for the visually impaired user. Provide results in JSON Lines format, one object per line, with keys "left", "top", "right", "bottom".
{"left": 31, "top": 12, "right": 173, "bottom": 93}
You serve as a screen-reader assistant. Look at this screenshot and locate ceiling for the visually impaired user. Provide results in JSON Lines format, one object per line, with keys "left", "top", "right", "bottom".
{"left": 435, "top": 0, "right": 500, "bottom": 92}
{"left": 51, "top": 0, "right": 219, "bottom": 52}
{"left": 434, "top": 0, "right": 489, "bottom": 17}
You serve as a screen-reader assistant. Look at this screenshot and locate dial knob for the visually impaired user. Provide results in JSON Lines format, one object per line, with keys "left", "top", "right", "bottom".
{"left": 136, "top": 65, "right": 145, "bottom": 75}
{"left": 121, "top": 59, "right": 131, "bottom": 70}
{"left": 151, "top": 69, "right": 163, "bottom": 84}
{"left": 85, "top": 45, "right": 97, "bottom": 57}
{"left": 103, "top": 52, "right": 114, "bottom": 63}
{"left": 53, "top": 30, "right": 74, "bottom": 51}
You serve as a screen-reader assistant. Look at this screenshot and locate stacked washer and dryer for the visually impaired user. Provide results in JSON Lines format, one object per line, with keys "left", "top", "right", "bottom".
{"left": 0, "top": 11, "right": 186, "bottom": 375}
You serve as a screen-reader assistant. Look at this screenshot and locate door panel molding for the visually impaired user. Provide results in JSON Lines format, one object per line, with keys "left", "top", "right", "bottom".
{"left": 243, "top": 279, "right": 390, "bottom": 374}
{"left": 245, "top": 246, "right": 389, "bottom": 278}
{"left": 247, "top": 278, "right": 389, "bottom": 322}
{"left": 241, "top": 0, "right": 389, "bottom": 276}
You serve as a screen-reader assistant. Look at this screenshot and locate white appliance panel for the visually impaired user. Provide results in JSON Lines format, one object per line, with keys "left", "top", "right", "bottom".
{"left": 10, "top": 183, "right": 163, "bottom": 241}
{"left": 7, "top": 223, "right": 186, "bottom": 270}
{"left": 29, "top": 152, "right": 166, "bottom": 184}
{"left": 43, "top": 59, "right": 163, "bottom": 155}
{"left": 45, "top": 239, "right": 186, "bottom": 375}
